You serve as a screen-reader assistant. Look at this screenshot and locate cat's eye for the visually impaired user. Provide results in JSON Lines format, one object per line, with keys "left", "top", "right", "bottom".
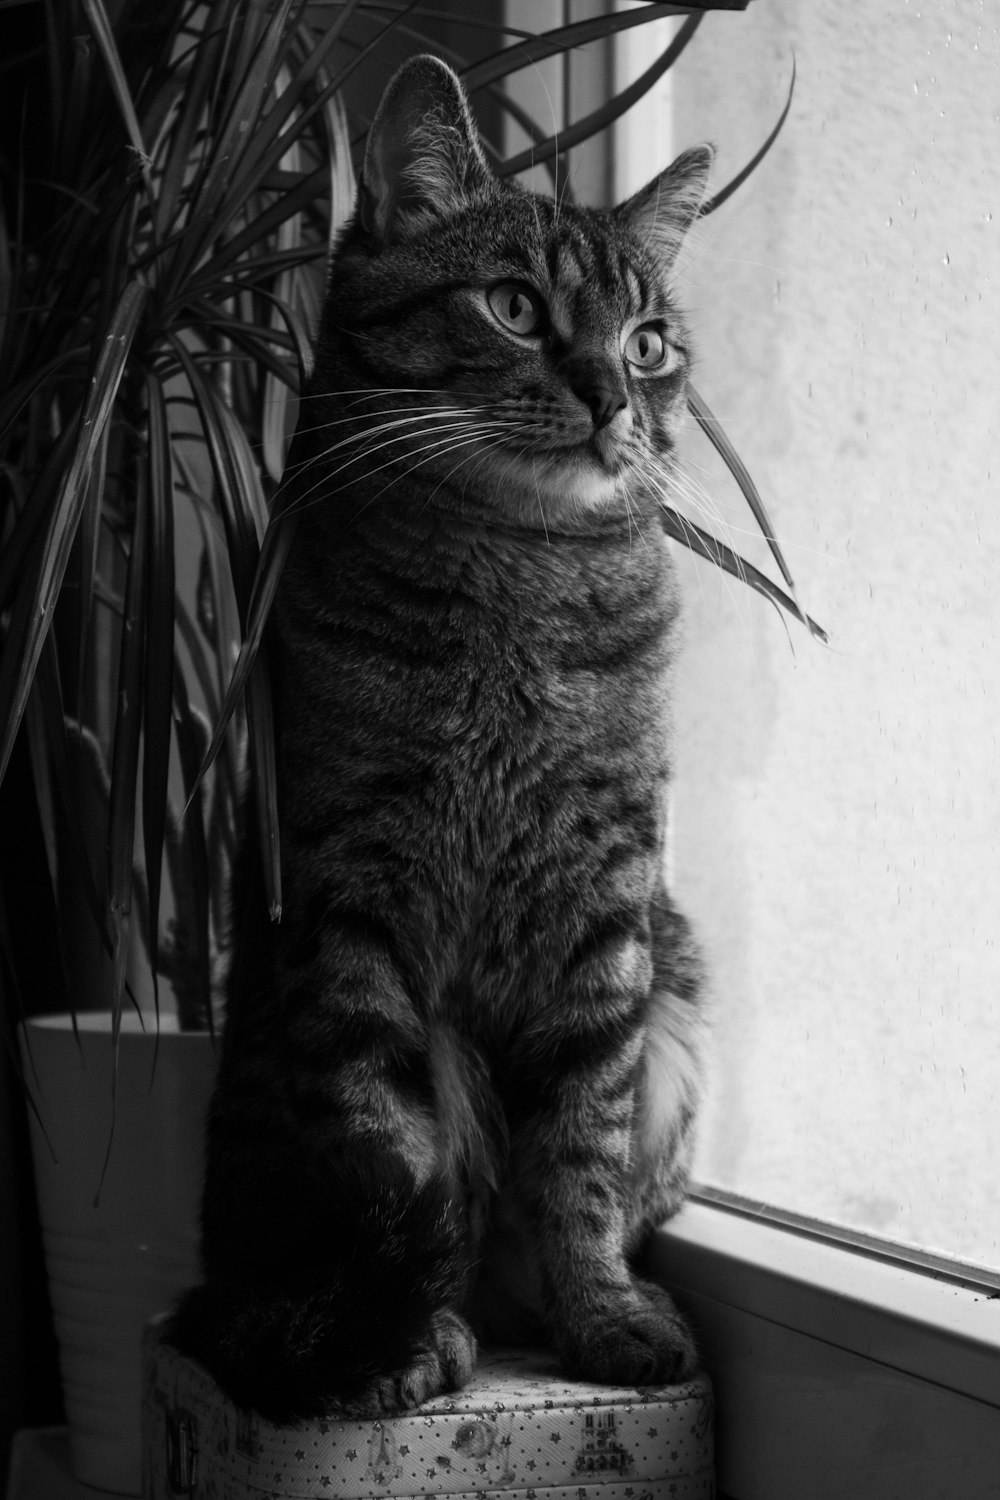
{"left": 623, "top": 324, "right": 669, "bottom": 370}
{"left": 487, "top": 282, "right": 544, "bottom": 337}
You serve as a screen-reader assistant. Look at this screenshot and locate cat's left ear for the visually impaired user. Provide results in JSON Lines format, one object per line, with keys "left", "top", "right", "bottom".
{"left": 358, "top": 54, "right": 493, "bottom": 244}
{"left": 617, "top": 145, "right": 714, "bottom": 266}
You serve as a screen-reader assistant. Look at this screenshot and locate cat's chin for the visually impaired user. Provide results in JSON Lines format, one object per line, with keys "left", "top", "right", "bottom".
{"left": 477, "top": 445, "right": 629, "bottom": 521}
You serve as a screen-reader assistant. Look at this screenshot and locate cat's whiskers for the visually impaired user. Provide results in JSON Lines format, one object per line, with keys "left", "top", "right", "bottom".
{"left": 282, "top": 410, "right": 517, "bottom": 493}
{"left": 276, "top": 384, "right": 451, "bottom": 408}
{"left": 642, "top": 454, "right": 765, "bottom": 647}
{"left": 418, "top": 428, "right": 533, "bottom": 516}
{"left": 360, "top": 428, "right": 531, "bottom": 521}
{"left": 636, "top": 440, "right": 739, "bottom": 550}
{"left": 680, "top": 451, "right": 828, "bottom": 565}
{"left": 283, "top": 418, "right": 537, "bottom": 521}
{"left": 666, "top": 467, "right": 736, "bottom": 538}
{"left": 630, "top": 439, "right": 738, "bottom": 564}
{"left": 669, "top": 464, "right": 773, "bottom": 575}
{"left": 287, "top": 387, "right": 547, "bottom": 449}
{"left": 530, "top": 453, "right": 551, "bottom": 544}
{"left": 274, "top": 385, "right": 458, "bottom": 439}
{"left": 353, "top": 415, "right": 541, "bottom": 480}
{"left": 279, "top": 420, "right": 493, "bottom": 518}
{"left": 619, "top": 478, "right": 655, "bottom": 560}
{"left": 673, "top": 455, "right": 779, "bottom": 550}
{"left": 415, "top": 419, "right": 549, "bottom": 530}
{"left": 281, "top": 403, "right": 492, "bottom": 459}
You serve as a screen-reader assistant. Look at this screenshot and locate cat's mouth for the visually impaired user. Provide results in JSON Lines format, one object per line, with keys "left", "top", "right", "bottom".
{"left": 527, "top": 435, "right": 636, "bottom": 508}
{"left": 588, "top": 424, "right": 631, "bottom": 473}
{"left": 535, "top": 408, "right": 633, "bottom": 470}
{"left": 461, "top": 413, "right": 638, "bottom": 514}
{"left": 549, "top": 420, "right": 634, "bottom": 490}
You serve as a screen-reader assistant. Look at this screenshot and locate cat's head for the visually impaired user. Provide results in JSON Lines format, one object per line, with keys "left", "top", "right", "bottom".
{"left": 328, "top": 55, "right": 711, "bottom": 529}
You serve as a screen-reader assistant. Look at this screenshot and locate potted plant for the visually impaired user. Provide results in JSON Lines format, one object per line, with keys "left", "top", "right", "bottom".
{"left": 0, "top": 2, "right": 348, "bottom": 1488}
{"left": 0, "top": 0, "right": 818, "bottom": 1492}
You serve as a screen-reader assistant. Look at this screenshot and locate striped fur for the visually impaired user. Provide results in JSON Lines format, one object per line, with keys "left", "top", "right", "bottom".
{"left": 170, "top": 56, "right": 711, "bottom": 1423}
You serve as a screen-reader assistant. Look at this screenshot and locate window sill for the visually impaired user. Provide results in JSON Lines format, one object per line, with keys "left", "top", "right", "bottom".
{"left": 648, "top": 1194, "right": 1000, "bottom": 1500}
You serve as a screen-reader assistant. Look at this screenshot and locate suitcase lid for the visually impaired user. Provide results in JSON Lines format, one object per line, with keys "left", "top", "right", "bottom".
{"left": 143, "top": 1323, "right": 713, "bottom": 1499}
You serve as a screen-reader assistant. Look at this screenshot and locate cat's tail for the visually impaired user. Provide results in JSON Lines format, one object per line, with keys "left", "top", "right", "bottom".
{"left": 166, "top": 1162, "right": 471, "bottom": 1424}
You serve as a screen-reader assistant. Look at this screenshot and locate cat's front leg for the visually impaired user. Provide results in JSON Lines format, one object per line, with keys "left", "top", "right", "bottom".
{"left": 506, "top": 936, "right": 699, "bottom": 1387}
{"left": 171, "top": 917, "right": 480, "bottom": 1422}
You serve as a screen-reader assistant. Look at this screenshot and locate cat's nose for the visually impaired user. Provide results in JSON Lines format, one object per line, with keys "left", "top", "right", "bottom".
{"left": 564, "top": 356, "right": 628, "bottom": 431}
{"left": 582, "top": 384, "right": 628, "bottom": 431}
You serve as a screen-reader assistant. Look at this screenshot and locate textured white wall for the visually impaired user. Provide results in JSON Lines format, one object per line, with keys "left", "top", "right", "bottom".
{"left": 663, "top": 1, "right": 1000, "bottom": 1266}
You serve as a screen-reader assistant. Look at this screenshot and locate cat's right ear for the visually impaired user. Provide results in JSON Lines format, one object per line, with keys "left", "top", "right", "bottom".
{"left": 357, "top": 55, "right": 493, "bottom": 244}
{"left": 617, "top": 145, "right": 714, "bottom": 268}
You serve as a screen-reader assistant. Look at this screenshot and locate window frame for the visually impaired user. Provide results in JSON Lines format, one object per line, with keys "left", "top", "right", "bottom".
{"left": 649, "top": 1192, "right": 1000, "bottom": 1498}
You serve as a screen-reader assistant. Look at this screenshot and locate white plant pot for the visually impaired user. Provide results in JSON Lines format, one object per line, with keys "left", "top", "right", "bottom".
{"left": 19, "top": 1012, "right": 217, "bottom": 1496}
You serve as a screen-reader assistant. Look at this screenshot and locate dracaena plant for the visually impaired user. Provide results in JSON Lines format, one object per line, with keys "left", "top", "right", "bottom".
{"left": 0, "top": 0, "right": 819, "bottom": 1041}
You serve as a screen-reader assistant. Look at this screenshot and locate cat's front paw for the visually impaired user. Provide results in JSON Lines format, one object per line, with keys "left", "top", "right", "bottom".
{"left": 558, "top": 1280, "right": 697, "bottom": 1388}
{"left": 351, "top": 1308, "right": 477, "bottom": 1416}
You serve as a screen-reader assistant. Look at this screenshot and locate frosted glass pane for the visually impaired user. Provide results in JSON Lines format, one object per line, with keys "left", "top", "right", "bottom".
{"left": 666, "top": 2, "right": 1000, "bottom": 1269}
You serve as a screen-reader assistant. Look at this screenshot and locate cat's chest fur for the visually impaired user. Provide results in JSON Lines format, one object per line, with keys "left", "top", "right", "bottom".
{"left": 268, "top": 492, "right": 677, "bottom": 1012}
{"left": 273, "top": 497, "right": 676, "bottom": 846}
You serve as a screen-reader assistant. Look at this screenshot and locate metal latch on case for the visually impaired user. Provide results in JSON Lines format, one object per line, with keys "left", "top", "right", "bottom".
{"left": 165, "top": 1408, "right": 198, "bottom": 1495}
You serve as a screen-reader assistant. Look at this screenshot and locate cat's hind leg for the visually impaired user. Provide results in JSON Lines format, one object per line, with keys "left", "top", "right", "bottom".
{"left": 169, "top": 925, "right": 478, "bottom": 1423}
{"left": 501, "top": 912, "right": 700, "bottom": 1387}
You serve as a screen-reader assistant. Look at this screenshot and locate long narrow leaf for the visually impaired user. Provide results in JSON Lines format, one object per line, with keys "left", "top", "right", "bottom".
{"left": 0, "top": 421, "right": 78, "bottom": 616}
{"left": 225, "top": 0, "right": 275, "bottom": 98}
{"left": 211, "top": 0, "right": 362, "bottom": 219}
{"left": 498, "top": 15, "right": 702, "bottom": 179}
{"left": 167, "top": 672, "right": 213, "bottom": 1030}
{"left": 188, "top": 505, "right": 299, "bottom": 814}
{"left": 163, "top": 0, "right": 297, "bottom": 300}
{"left": 180, "top": 299, "right": 304, "bottom": 386}
{"left": 74, "top": 424, "right": 109, "bottom": 716}
{"left": 23, "top": 676, "right": 59, "bottom": 913}
{"left": 0, "top": 345, "right": 92, "bottom": 449}
{"left": 462, "top": 4, "right": 707, "bottom": 96}
{"left": 299, "top": 0, "right": 426, "bottom": 117}
{"left": 107, "top": 440, "right": 149, "bottom": 1036}
{"left": 192, "top": 244, "right": 327, "bottom": 288}
{"left": 700, "top": 58, "right": 796, "bottom": 218}
{"left": 165, "top": 335, "right": 261, "bottom": 618}
{"left": 141, "top": 375, "right": 177, "bottom": 1018}
{"left": 154, "top": 0, "right": 233, "bottom": 240}
{"left": 185, "top": 459, "right": 247, "bottom": 797}
{"left": 81, "top": 0, "right": 155, "bottom": 201}
{"left": 488, "top": 82, "right": 565, "bottom": 194}
{"left": 686, "top": 382, "right": 797, "bottom": 593}
{"left": 263, "top": 106, "right": 307, "bottom": 483}
{"left": 0, "top": 278, "right": 148, "bottom": 788}
{"left": 34, "top": 639, "right": 125, "bottom": 991}
{"left": 181, "top": 162, "right": 328, "bottom": 291}
{"left": 256, "top": 274, "right": 319, "bottom": 384}
{"left": 212, "top": 385, "right": 270, "bottom": 545}
{"left": 659, "top": 504, "right": 827, "bottom": 643}
{"left": 173, "top": 585, "right": 223, "bottom": 728}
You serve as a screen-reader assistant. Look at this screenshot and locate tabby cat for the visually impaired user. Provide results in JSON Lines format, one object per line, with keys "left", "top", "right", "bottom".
{"left": 170, "top": 54, "right": 711, "bottom": 1425}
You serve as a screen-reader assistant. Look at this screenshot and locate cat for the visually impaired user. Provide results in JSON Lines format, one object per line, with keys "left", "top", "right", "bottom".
{"left": 169, "top": 53, "right": 711, "bottom": 1426}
